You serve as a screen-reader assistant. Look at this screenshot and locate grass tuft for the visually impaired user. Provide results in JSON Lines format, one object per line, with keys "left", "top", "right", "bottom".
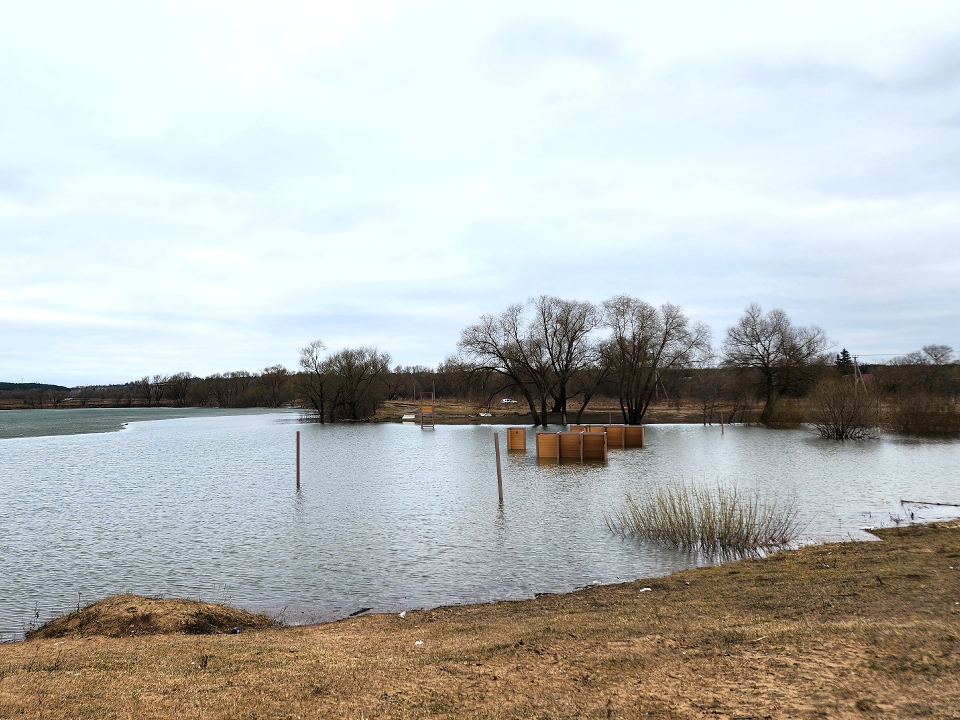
{"left": 605, "top": 482, "right": 800, "bottom": 556}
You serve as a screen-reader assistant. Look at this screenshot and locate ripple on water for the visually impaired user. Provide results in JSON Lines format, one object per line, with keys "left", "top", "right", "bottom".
{"left": 1, "top": 412, "right": 958, "bottom": 639}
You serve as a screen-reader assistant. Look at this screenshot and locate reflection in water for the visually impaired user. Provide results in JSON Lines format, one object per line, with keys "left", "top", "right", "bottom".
{"left": 0, "top": 413, "right": 958, "bottom": 639}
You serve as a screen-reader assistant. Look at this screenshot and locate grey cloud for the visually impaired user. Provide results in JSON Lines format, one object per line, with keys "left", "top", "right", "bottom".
{"left": 730, "top": 45, "right": 960, "bottom": 94}
{"left": 114, "top": 127, "right": 338, "bottom": 189}
{"left": 492, "top": 17, "right": 623, "bottom": 69}
{"left": 285, "top": 204, "right": 393, "bottom": 234}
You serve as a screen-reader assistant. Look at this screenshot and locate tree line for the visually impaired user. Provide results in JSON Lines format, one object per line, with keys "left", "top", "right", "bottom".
{"left": 3, "top": 296, "right": 956, "bottom": 436}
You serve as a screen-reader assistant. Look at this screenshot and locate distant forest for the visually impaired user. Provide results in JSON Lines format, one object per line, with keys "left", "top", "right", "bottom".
{"left": 2, "top": 297, "right": 957, "bottom": 437}
{"left": 0, "top": 382, "right": 70, "bottom": 392}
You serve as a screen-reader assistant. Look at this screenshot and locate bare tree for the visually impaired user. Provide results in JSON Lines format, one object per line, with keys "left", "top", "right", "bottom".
{"left": 207, "top": 373, "right": 233, "bottom": 408}
{"left": 458, "top": 305, "right": 546, "bottom": 425}
{"left": 192, "top": 377, "right": 211, "bottom": 407}
{"left": 298, "top": 340, "right": 332, "bottom": 421}
{"left": 168, "top": 372, "right": 194, "bottom": 408}
{"left": 923, "top": 344, "right": 955, "bottom": 365}
{"left": 722, "top": 303, "right": 827, "bottom": 424}
{"left": 529, "top": 295, "right": 602, "bottom": 421}
{"left": 259, "top": 365, "right": 290, "bottom": 408}
{"left": 327, "top": 347, "right": 391, "bottom": 421}
{"left": 134, "top": 376, "right": 152, "bottom": 407}
{"left": 228, "top": 371, "right": 255, "bottom": 406}
{"left": 151, "top": 375, "right": 168, "bottom": 406}
{"left": 602, "top": 296, "right": 710, "bottom": 425}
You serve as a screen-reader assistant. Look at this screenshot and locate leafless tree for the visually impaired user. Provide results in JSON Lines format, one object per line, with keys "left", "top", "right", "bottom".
{"left": 259, "top": 365, "right": 290, "bottom": 408}
{"left": 298, "top": 340, "right": 332, "bottom": 421}
{"left": 168, "top": 372, "right": 194, "bottom": 408}
{"left": 722, "top": 303, "right": 827, "bottom": 424}
{"left": 458, "top": 305, "right": 547, "bottom": 425}
{"left": 529, "top": 295, "right": 602, "bottom": 421}
{"left": 327, "top": 347, "right": 391, "bottom": 420}
{"left": 207, "top": 373, "right": 233, "bottom": 408}
{"left": 192, "top": 378, "right": 211, "bottom": 407}
{"left": 922, "top": 344, "right": 955, "bottom": 365}
{"left": 134, "top": 376, "right": 152, "bottom": 407}
{"left": 151, "top": 375, "right": 168, "bottom": 406}
{"left": 602, "top": 296, "right": 711, "bottom": 425}
{"left": 228, "top": 371, "right": 255, "bottom": 406}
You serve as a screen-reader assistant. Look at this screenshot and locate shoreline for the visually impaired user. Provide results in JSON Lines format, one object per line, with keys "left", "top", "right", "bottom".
{"left": 3, "top": 521, "right": 959, "bottom": 718}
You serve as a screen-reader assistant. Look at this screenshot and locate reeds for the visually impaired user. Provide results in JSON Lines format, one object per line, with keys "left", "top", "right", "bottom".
{"left": 605, "top": 482, "right": 800, "bottom": 556}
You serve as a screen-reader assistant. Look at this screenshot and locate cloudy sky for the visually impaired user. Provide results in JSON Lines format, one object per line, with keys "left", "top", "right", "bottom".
{"left": 2, "top": 1, "right": 959, "bottom": 386}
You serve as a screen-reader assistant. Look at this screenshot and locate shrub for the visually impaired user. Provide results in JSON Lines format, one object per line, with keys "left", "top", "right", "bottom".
{"left": 807, "top": 377, "right": 878, "bottom": 439}
{"left": 605, "top": 482, "right": 800, "bottom": 556}
{"left": 887, "top": 393, "right": 960, "bottom": 438}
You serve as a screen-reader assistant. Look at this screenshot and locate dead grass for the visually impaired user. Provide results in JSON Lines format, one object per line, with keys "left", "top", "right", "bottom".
{"left": 606, "top": 482, "right": 800, "bottom": 555}
{"left": 2, "top": 521, "right": 959, "bottom": 718}
{"left": 376, "top": 398, "right": 748, "bottom": 425}
{"left": 25, "top": 594, "right": 276, "bottom": 640}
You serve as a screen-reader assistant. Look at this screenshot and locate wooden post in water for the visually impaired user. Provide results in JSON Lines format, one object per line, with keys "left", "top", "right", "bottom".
{"left": 494, "top": 432, "right": 503, "bottom": 504}
{"left": 296, "top": 431, "right": 301, "bottom": 489}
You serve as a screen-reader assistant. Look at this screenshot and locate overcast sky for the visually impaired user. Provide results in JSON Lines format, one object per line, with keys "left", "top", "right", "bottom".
{"left": 2, "top": 1, "right": 959, "bottom": 386}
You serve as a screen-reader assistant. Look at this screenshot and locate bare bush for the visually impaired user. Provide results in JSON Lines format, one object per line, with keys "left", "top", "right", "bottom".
{"left": 808, "top": 378, "right": 878, "bottom": 439}
{"left": 605, "top": 482, "right": 800, "bottom": 556}
{"left": 888, "top": 393, "right": 960, "bottom": 438}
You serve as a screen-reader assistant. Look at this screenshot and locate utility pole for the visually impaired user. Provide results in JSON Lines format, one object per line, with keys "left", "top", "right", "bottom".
{"left": 853, "top": 356, "right": 867, "bottom": 391}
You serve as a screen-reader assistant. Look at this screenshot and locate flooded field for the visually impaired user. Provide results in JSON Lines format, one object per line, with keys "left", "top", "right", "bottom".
{"left": 1, "top": 409, "right": 958, "bottom": 639}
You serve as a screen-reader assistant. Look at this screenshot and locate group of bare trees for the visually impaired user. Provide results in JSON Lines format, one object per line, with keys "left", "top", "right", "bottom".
{"left": 457, "top": 295, "right": 714, "bottom": 426}
{"left": 5, "top": 297, "right": 955, "bottom": 437}
{"left": 118, "top": 369, "right": 296, "bottom": 410}
{"left": 298, "top": 341, "right": 392, "bottom": 422}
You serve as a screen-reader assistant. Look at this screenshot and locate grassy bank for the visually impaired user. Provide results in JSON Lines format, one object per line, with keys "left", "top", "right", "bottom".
{"left": 2, "top": 522, "right": 959, "bottom": 719}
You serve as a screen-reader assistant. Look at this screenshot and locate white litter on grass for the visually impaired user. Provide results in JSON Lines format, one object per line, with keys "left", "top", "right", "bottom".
{"left": 414, "top": 640, "right": 423, "bottom": 646}
{"left": 639, "top": 588, "right": 652, "bottom": 593}
{"left": 399, "top": 612, "right": 406, "bottom": 618}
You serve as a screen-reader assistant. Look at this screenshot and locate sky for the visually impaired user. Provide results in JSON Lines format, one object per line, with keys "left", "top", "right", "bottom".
{"left": 1, "top": 1, "right": 959, "bottom": 386}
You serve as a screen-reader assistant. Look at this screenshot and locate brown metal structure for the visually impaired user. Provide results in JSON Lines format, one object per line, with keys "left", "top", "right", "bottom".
{"left": 420, "top": 391, "right": 435, "bottom": 429}
{"left": 506, "top": 427, "right": 526, "bottom": 451}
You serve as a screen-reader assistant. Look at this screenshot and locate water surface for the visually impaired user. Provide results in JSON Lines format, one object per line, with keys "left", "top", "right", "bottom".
{"left": 1, "top": 411, "right": 957, "bottom": 640}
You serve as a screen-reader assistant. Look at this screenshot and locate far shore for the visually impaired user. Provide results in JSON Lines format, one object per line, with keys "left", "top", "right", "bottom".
{"left": 0, "top": 396, "right": 759, "bottom": 425}
{"left": 2, "top": 520, "right": 958, "bottom": 718}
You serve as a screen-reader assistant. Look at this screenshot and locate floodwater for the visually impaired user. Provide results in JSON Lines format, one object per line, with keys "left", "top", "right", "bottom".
{"left": 1, "top": 409, "right": 958, "bottom": 640}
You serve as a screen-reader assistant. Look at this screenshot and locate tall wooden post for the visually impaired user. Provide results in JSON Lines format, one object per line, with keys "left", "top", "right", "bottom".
{"left": 494, "top": 432, "right": 503, "bottom": 504}
{"left": 296, "top": 431, "right": 301, "bottom": 489}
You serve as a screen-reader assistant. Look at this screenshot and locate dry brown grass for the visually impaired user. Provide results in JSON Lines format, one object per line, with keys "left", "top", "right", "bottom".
{"left": 2, "top": 522, "right": 959, "bottom": 719}
{"left": 375, "top": 398, "right": 745, "bottom": 425}
{"left": 25, "top": 594, "right": 276, "bottom": 640}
